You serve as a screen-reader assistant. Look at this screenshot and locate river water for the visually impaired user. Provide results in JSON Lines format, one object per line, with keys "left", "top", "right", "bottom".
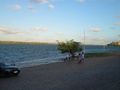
{"left": 0, "top": 44, "right": 119, "bottom": 68}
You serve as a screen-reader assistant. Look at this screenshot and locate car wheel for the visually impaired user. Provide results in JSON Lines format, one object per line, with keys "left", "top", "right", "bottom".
{"left": 1, "top": 72, "right": 6, "bottom": 77}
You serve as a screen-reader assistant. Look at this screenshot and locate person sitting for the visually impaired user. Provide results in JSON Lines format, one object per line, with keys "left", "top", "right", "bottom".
{"left": 67, "top": 54, "right": 71, "bottom": 61}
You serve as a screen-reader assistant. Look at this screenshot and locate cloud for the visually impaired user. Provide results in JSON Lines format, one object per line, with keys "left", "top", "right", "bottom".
{"left": 116, "top": 15, "right": 120, "bottom": 18}
{"left": 77, "top": 0, "right": 116, "bottom": 2}
{"left": 55, "top": 32, "right": 65, "bottom": 35}
{"left": 110, "top": 27, "right": 116, "bottom": 30}
{"left": 31, "top": 27, "right": 48, "bottom": 31}
{"left": 89, "top": 28, "right": 101, "bottom": 32}
{"left": 99, "top": 37, "right": 106, "bottom": 40}
{"left": 29, "top": 0, "right": 48, "bottom": 4}
{"left": 8, "top": 4, "right": 21, "bottom": 10}
{"left": 77, "top": 0, "right": 86, "bottom": 3}
{"left": 51, "top": 0, "right": 64, "bottom": 2}
{"left": 28, "top": 5, "right": 37, "bottom": 12}
{"left": 51, "top": 0, "right": 56, "bottom": 1}
{"left": 115, "top": 22, "right": 120, "bottom": 26}
{"left": 99, "top": 37, "right": 107, "bottom": 43}
{"left": 48, "top": 4, "right": 54, "bottom": 9}
{"left": 89, "top": 37, "right": 107, "bottom": 45}
{"left": 0, "top": 27, "right": 20, "bottom": 34}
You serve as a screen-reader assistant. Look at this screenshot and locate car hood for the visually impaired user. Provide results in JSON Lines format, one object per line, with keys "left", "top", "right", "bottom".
{"left": 2, "top": 65, "right": 18, "bottom": 69}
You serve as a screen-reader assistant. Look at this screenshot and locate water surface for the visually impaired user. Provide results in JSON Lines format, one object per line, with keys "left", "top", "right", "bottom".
{"left": 0, "top": 44, "right": 119, "bottom": 68}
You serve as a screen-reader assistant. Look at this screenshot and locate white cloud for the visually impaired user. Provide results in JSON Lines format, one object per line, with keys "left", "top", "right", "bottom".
{"left": 77, "top": 0, "right": 86, "bottom": 3}
{"left": 115, "top": 22, "right": 120, "bottom": 26}
{"left": 51, "top": 0, "right": 64, "bottom": 1}
{"left": 31, "top": 27, "right": 48, "bottom": 31}
{"left": 48, "top": 4, "right": 54, "bottom": 9}
{"left": 89, "top": 28, "right": 101, "bottom": 32}
{"left": 0, "top": 27, "right": 20, "bottom": 34}
{"left": 55, "top": 32, "right": 65, "bottom": 35}
{"left": 77, "top": 0, "right": 116, "bottom": 3}
{"left": 29, "top": 0, "right": 48, "bottom": 4}
{"left": 88, "top": 37, "right": 107, "bottom": 45}
{"left": 8, "top": 4, "right": 21, "bottom": 10}
{"left": 28, "top": 5, "right": 37, "bottom": 12}
{"left": 51, "top": 0, "right": 56, "bottom": 1}
{"left": 99, "top": 37, "right": 106, "bottom": 40}
{"left": 91, "top": 37, "right": 107, "bottom": 42}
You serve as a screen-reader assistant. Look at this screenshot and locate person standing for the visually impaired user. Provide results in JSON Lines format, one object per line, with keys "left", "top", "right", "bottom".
{"left": 81, "top": 52, "right": 84, "bottom": 62}
{"left": 77, "top": 53, "right": 82, "bottom": 63}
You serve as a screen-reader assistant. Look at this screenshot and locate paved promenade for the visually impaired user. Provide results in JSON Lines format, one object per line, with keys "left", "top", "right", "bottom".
{"left": 0, "top": 55, "right": 120, "bottom": 90}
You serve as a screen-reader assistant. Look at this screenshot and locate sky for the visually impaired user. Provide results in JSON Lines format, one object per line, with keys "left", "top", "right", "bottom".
{"left": 0, "top": 0, "right": 120, "bottom": 45}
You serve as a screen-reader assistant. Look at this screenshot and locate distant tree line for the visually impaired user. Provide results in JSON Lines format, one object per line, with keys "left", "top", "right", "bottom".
{"left": 107, "top": 41, "right": 120, "bottom": 46}
{"left": 0, "top": 41, "right": 51, "bottom": 44}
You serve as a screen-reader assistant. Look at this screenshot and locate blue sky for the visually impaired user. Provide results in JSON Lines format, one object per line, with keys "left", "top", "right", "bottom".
{"left": 0, "top": 0, "right": 120, "bottom": 45}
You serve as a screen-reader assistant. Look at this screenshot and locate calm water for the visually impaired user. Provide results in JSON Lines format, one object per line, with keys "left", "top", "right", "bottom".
{"left": 0, "top": 44, "right": 120, "bottom": 68}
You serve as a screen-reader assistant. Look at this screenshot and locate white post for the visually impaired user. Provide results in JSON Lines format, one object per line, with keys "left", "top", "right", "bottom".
{"left": 84, "top": 30, "right": 85, "bottom": 53}
{"left": 103, "top": 44, "right": 105, "bottom": 52}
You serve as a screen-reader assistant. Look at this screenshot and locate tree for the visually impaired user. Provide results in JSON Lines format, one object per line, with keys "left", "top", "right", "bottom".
{"left": 57, "top": 39, "right": 83, "bottom": 58}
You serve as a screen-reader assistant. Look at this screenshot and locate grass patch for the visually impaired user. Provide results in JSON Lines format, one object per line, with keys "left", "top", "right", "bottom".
{"left": 85, "top": 53, "right": 111, "bottom": 58}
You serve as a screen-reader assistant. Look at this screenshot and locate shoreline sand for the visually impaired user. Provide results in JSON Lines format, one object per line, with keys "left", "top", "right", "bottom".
{"left": 0, "top": 55, "right": 120, "bottom": 90}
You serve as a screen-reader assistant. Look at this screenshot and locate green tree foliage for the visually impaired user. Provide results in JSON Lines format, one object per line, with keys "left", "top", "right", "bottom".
{"left": 57, "top": 39, "right": 83, "bottom": 58}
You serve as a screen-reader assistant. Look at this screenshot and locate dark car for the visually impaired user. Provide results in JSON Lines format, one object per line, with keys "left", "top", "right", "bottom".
{"left": 0, "top": 62, "right": 20, "bottom": 77}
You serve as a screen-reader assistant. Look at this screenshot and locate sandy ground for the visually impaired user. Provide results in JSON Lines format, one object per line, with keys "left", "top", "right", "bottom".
{"left": 0, "top": 55, "right": 120, "bottom": 90}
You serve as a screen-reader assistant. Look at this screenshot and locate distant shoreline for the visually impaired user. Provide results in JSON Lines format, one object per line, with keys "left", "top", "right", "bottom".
{"left": 0, "top": 41, "right": 56, "bottom": 45}
{"left": 1, "top": 41, "right": 120, "bottom": 46}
